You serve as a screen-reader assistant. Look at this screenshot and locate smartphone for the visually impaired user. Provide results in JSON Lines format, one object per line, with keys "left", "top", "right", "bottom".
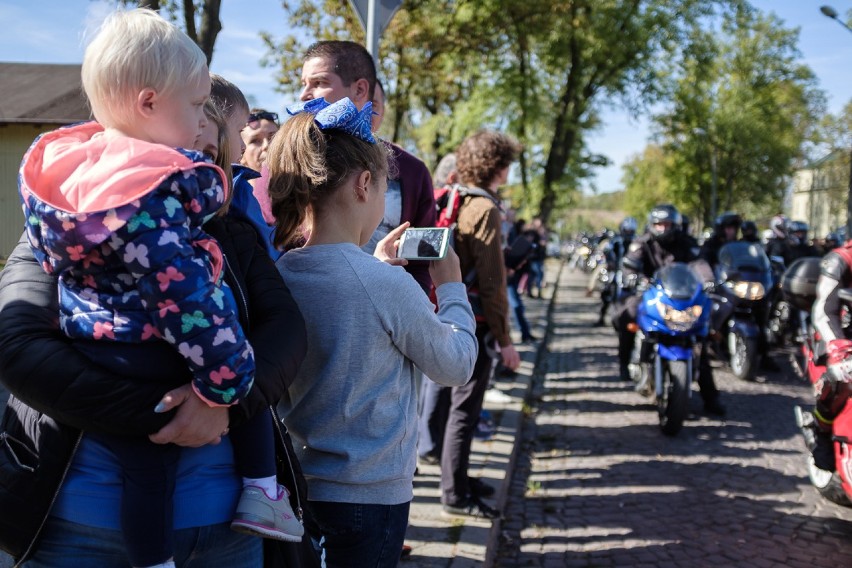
{"left": 398, "top": 227, "right": 451, "bottom": 261}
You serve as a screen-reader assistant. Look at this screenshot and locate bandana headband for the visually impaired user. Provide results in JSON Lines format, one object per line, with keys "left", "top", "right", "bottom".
{"left": 285, "top": 97, "right": 376, "bottom": 144}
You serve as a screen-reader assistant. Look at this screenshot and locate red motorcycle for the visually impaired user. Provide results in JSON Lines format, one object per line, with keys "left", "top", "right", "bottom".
{"left": 792, "top": 275, "right": 852, "bottom": 506}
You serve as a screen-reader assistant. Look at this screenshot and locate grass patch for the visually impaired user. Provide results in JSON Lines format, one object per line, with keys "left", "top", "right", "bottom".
{"left": 447, "top": 518, "right": 465, "bottom": 543}
{"left": 526, "top": 479, "right": 542, "bottom": 496}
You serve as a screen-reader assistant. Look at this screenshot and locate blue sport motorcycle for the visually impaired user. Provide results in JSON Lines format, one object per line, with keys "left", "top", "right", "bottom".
{"left": 629, "top": 263, "right": 712, "bottom": 435}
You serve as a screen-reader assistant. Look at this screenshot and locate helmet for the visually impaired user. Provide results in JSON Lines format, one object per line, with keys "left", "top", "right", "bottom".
{"left": 647, "top": 204, "right": 682, "bottom": 239}
{"left": 770, "top": 214, "right": 787, "bottom": 239}
{"left": 787, "top": 220, "right": 809, "bottom": 246}
{"left": 825, "top": 232, "right": 841, "bottom": 250}
{"left": 713, "top": 212, "right": 742, "bottom": 233}
{"left": 619, "top": 216, "right": 638, "bottom": 238}
{"left": 741, "top": 220, "right": 758, "bottom": 241}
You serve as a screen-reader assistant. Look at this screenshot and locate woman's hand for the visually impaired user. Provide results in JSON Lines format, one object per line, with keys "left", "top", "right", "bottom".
{"left": 149, "top": 384, "right": 230, "bottom": 448}
{"left": 373, "top": 222, "right": 410, "bottom": 267}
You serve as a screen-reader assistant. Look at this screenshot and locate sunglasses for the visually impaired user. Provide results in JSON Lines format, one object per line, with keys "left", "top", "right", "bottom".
{"left": 246, "top": 111, "right": 279, "bottom": 129}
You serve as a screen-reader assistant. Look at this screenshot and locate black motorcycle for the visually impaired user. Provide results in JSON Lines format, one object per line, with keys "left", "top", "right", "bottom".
{"left": 709, "top": 242, "right": 773, "bottom": 380}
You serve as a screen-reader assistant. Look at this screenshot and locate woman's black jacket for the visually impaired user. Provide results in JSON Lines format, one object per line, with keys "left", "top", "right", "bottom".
{"left": 0, "top": 217, "right": 307, "bottom": 563}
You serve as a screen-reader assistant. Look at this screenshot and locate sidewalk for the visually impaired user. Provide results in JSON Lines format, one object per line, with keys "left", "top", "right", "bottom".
{"left": 0, "top": 259, "right": 564, "bottom": 568}
{"left": 402, "top": 259, "right": 563, "bottom": 567}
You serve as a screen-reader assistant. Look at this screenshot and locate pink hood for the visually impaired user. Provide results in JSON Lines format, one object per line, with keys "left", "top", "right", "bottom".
{"left": 20, "top": 121, "right": 227, "bottom": 214}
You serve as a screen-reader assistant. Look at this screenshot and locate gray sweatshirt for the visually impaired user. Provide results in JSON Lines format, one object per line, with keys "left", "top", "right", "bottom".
{"left": 276, "top": 243, "right": 477, "bottom": 504}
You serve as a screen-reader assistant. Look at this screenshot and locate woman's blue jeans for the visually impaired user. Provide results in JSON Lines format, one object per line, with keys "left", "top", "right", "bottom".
{"left": 23, "top": 516, "right": 262, "bottom": 567}
{"left": 306, "top": 500, "right": 410, "bottom": 568}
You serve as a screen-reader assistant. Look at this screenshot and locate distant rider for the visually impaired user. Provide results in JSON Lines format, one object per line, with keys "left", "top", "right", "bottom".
{"left": 589, "top": 218, "right": 637, "bottom": 326}
{"left": 765, "top": 214, "right": 789, "bottom": 263}
{"left": 821, "top": 232, "right": 841, "bottom": 257}
{"left": 740, "top": 220, "right": 760, "bottom": 243}
{"left": 786, "top": 220, "right": 820, "bottom": 263}
{"left": 614, "top": 204, "right": 726, "bottom": 416}
{"left": 700, "top": 212, "right": 742, "bottom": 270}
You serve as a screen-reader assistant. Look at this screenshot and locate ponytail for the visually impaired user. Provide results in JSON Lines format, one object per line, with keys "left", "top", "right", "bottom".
{"left": 267, "top": 112, "right": 392, "bottom": 248}
{"left": 267, "top": 114, "right": 325, "bottom": 248}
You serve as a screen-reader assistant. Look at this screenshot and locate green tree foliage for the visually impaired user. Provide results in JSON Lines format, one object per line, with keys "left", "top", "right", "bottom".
{"left": 261, "top": 0, "right": 725, "bottom": 225}
{"left": 655, "top": 3, "right": 822, "bottom": 226}
{"left": 621, "top": 145, "right": 676, "bottom": 219}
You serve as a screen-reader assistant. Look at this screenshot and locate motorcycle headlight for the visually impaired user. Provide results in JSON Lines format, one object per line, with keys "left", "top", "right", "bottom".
{"left": 658, "top": 303, "right": 703, "bottom": 331}
{"left": 725, "top": 281, "right": 765, "bottom": 300}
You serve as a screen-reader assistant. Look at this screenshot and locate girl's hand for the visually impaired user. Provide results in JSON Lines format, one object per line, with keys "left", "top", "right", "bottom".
{"left": 429, "top": 246, "right": 462, "bottom": 287}
{"left": 149, "top": 384, "right": 230, "bottom": 448}
{"left": 374, "top": 222, "right": 410, "bottom": 267}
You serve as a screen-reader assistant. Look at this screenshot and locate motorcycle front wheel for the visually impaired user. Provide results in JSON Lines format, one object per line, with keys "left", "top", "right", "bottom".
{"left": 807, "top": 454, "right": 851, "bottom": 507}
{"left": 729, "top": 330, "right": 758, "bottom": 381}
{"left": 658, "top": 359, "right": 689, "bottom": 436}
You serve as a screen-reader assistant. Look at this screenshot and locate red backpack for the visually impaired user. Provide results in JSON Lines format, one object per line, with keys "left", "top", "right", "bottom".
{"left": 431, "top": 184, "right": 497, "bottom": 322}
{"left": 434, "top": 184, "right": 497, "bottom": 231}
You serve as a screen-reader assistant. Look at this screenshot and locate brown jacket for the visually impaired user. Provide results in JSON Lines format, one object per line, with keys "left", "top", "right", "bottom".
{"left": 455, "top": 192, "right": 510, "bottom": 346}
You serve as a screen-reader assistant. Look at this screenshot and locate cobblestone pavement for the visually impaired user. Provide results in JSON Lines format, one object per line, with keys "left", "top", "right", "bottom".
{"left": 495, "top": 266, "right": 852, "bottom": 568}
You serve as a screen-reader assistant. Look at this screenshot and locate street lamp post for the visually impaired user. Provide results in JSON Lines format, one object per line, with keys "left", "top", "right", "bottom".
{"left": 820, "top": 5, "right": 852, "bottom": 238}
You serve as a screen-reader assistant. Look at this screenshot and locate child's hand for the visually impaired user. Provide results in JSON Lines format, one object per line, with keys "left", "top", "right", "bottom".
{"left": 373, "top": 222, "right": 409, "bottom": 267}
{"left": 150, "top": 384, "right": 230, "bottom": 447}
{"left": 429, "top": 246, "right": 462, "bottom": 287}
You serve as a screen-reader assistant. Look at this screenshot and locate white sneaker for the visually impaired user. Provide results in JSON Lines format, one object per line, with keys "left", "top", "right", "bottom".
{"left": 231, "top": 485, "right": 304, "bottom": 542}
{"left": 484, "top": 388, "right": 512, "bottom": 404}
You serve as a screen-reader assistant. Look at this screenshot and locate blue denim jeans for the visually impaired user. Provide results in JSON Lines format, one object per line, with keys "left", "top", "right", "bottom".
{"left": 24, "top": 516, "right": 262, "bottom": 567}
{"left": 305, "top": 500, "right": 410, "bottom": 568}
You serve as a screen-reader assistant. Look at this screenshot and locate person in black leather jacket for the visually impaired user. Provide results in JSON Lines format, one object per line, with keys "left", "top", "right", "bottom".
{"left": 786, "top": 220, "right": 820, "bottom": 264}
{"left": 0, "top": 217, "right": 308, "bottom": 566}
{"left": 614, "top": 204, "right": 725, "bottom": 416}
{"left": 700, "top": 212, "right": 741, "bottom": 269}
{"left": 806, "top": 242, "right": 852, "bottom": 471}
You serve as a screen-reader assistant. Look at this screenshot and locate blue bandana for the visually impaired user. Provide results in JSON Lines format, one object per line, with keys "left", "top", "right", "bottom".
{"left": 285, "top": 97, "right": 376, "bottom": 144}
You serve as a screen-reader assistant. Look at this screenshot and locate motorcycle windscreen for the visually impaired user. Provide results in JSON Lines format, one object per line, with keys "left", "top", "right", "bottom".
{"left": 718, "top": 241, "right": 770, "bottom": 273}
{"left": 656, "top": 263, "right": 702, "bottom": 300}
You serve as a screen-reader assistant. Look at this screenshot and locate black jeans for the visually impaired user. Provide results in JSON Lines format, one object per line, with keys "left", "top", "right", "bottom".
{"left": 440, "top": 325, "right": 497, "bottom": 506}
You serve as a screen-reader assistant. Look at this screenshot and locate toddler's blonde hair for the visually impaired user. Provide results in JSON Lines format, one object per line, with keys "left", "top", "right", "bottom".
{"left": 81, "top": 8, "right": 207, "bottom": 128}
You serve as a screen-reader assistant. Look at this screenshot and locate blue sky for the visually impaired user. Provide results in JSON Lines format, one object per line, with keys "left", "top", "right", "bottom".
{"left": 2, "top": 0, "right": 850, "bottom": 193}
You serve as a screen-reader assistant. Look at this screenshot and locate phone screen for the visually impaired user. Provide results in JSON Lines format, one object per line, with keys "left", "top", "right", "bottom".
{"left": 399, "top": 228, "right": 448, "bottom": 260}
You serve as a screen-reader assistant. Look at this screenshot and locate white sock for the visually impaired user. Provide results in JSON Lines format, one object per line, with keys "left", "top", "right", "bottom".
{"left": 243, "top": 475, "right": 279, "bottom": 499}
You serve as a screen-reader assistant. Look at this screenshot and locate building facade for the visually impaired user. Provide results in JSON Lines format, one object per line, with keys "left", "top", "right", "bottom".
{"left": 790, "top": 150, "right": 848, "bottom": 239}
{"left": 0, "top": 62, "right": 90, "bottom": 258}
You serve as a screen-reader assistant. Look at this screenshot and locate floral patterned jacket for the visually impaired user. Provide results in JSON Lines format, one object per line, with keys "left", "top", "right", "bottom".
{"left": 18, "top": 121, "right": 254, "bottom": 406}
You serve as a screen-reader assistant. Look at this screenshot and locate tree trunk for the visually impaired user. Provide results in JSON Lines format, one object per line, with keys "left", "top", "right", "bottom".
{"left": 195, "top": 0, "right": 222, "bottom": 65}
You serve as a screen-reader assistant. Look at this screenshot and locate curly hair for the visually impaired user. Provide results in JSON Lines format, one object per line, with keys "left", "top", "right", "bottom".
{"left": 455, "top": 130, "right": 521, "bottom": 188}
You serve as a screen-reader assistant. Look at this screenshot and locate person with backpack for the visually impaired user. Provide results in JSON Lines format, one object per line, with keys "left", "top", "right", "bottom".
{"left": 438, "top": 130, "right": 522, "bottom": 520}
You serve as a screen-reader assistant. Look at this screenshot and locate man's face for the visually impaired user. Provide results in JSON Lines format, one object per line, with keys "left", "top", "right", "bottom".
{"left": 652, "top": 221, "right": 672, "bottom": 235}
{"left": 240, "top": 118, "right": 278, "bottom": 172}
{"left": 723, "top": 225, "right": 737, "bottom": 242}
{"left": 300, "top": 56, "right": 351, "bottom": 104}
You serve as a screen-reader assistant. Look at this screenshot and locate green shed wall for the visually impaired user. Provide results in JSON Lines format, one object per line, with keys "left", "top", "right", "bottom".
{"left": 0, "top": 123, "right": 56, "bottom": 258}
